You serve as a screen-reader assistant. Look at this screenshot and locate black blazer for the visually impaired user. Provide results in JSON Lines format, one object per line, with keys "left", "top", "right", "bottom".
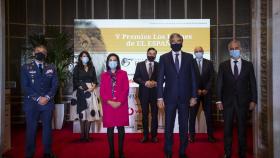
{"left": 217, "top": 59, "right": 257, "bottom": 107}
{"left": 133, "top": 60, "right": 159, "bottom": 102}
{"left": 193, "top": 58, "right": 214, "bottom": 92}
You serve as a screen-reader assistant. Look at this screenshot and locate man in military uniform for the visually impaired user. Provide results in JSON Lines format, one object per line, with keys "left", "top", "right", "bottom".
{"left": 21, "top": 45, "right": 58, "bottom": 158}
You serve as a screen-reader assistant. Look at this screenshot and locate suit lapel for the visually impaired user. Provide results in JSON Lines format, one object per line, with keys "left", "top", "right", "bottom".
{"left": 142, "top": 61, "right": 149, "bottom": 79}
{"left": 226, "top": 60, "right": 235, "bottom": 79}
{"left": 178, "top": 53, "right": 185, "bottom": 74}
{"left": 237, "top": 59, "right": 246, "bottom": 79}
{"left": 168, "top": 52, "right": 178, "bottom": 73}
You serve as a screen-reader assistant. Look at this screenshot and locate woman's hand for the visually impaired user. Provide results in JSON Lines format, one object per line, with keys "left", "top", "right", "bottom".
{"left": 107, "top": 100, "right": 121, "bottom": 109}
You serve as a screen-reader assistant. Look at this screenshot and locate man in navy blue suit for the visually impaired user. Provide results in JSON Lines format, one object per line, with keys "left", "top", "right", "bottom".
{"left": 21, "top": 45, "right": 58, "bottom": 158}
{"left": 157, "top": 33, "right": 197, "bottom": 158}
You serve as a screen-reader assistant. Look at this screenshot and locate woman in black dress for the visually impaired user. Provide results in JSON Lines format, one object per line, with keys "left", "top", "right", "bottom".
{"left": 72, "top": 51, "right": 101, "bottom": 141}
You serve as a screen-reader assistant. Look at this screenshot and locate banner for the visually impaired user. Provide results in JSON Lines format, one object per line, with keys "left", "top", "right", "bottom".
{"left": 73, "top": 19, "right": 210, "bottom": 133}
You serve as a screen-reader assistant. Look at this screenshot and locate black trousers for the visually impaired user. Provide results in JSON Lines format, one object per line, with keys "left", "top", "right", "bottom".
{"left": 189, "top": 94, "right": 214, "bottom": 135}
{"left": 224, "top": 97, "right": 248, "bottom": 156}
{"left": 140, "top": 98, "right": 158, "bottom": 138}
{"left": 107, "top": 126, "right": 125, "bottom": 156}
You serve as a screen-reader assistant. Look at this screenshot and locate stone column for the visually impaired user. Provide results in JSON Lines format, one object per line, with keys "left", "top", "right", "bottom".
{"left": 272, "top": 0, "right": 280, "bottom": 157}
{"left": 251, "top": 0, "right": 280, "bottom": 157}
{"left": 0, "top": 0, "right": 5, "bottom": 154}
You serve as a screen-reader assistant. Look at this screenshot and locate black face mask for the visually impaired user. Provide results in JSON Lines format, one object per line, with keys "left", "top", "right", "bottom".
{"left": 35, "top": 52, "right": 46, "bottom": 61}
{"left": 147, "top": 56, "right": 156, "bottom": 62}
{"left": 170, "top": 43, "right": 182, "bottom": 52}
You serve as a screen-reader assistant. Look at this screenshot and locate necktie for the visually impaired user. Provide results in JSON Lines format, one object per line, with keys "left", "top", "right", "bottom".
{"left": 148, "top": 62, "right": 153, "bottom": 79}
{"left": 234, "top": 61, "right": 238, "bottom": 79}
{"left": 198, "top": 59, "right": 202, "bottom": 75}
{"left": 175, "top": 53, "right": 179, "bottom": 73}
{"left": 39, "top": 64, "right": 43, "bottom": 74}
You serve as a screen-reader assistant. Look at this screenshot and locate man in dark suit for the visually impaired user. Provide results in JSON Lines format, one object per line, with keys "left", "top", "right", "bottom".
{"left": 157, "top": 33, "right": 197, "bottom": 158}
{"left": 133, "top": 47, "right": 159, "bottom": 143}
{"left": 21, "top": 45, "right": 58, "bottom": 158}
{"left": 216, "top": 40, "right": 257, "bottom": 158}
{"left": 189, "top": 46, "right": 216, "bottom": 143}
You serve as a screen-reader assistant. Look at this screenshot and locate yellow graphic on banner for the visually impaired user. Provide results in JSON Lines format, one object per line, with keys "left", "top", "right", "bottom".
{"left": 98, "top": 28, "right": 210, "bottom": 53}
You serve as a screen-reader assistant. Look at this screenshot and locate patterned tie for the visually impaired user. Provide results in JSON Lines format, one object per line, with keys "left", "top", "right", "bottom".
{"left": 148, "top": 62, "right": 153, "bottom": 79}
{"left": 234, "top": 61, "right": 239, "bottom": 79}
{"left": 175, "top": 53, "right": 179, "bottom": 73}
{"left": 39, "top": 64, "right": 43, "bottom": 74}
{"left": 198, "top": 59, "right": 202, "bottom": 75}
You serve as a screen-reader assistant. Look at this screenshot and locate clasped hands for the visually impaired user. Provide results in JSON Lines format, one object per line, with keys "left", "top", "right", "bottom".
{"left": 38, "top": 96, "right": 49, "bottom": 106}
{"left": 197, "top": 89, "right": 208, "bottom": 96}
{"left": 107, "top": 100, "right": 121, "bottom": 109}
{"left": 145, "top": 80, "right": 157, "bottom": 88}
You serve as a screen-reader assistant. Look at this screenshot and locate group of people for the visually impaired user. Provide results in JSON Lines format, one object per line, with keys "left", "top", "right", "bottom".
{"left": 21, "top": 33, "right": 257, "bottom": 158}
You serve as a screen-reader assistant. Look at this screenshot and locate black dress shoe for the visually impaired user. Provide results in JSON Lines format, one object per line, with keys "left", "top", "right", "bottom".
{"left": 179, "top": 154, "right": 188, "bottom": 158}
{"left": 164, "top": 153, "right": 172, "bottom": 158}
{"left": 109, "top": 152, "right": 114, "bottom": 158}
{"left": 151, "top": 137, "right": 159, "bottom": 143}
{"left": 189, "top": 135, "right": 195, "bottom": 143}
{"left": 119, "top": 153, "right": 125, "bottom": 158}
{"left": 140, "top": 137, "right": 149, "bottom": 143}
{"left": 208, "top": 135, "right": 217, "bottom": 143}
{"left": 239, "top": 153, "right": 246, "bottom": 158}
{"left": 43, "top": 153, "right": 57, "bottom": 158}
{"left": 223, "top": 154, "right": 231, "bottom": 158}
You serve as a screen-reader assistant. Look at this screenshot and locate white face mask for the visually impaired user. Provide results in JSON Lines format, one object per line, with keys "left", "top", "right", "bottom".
{"left": 81, "top": 56, "right": 89, "bottom": 65}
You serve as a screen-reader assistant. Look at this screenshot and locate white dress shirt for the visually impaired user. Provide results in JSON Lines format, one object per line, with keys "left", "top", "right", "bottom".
{"left": 145, "top": 60, "right": 154, "bottom": 74}
{"left": 230, "top": 58, "right": 242, "bottom": 75}
{"left": 172, "top": 50, "right": 182, "bottom": 68}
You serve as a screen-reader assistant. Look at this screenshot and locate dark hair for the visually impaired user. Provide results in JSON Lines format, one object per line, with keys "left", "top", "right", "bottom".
{"left": 106, "top": 53, "right": 121, "bottom": 71}
{"left": 147, "top": 47, "right": 157, "bottom": 54}
{"left": 77, "top": 51, "right": 94, "bottom": 69}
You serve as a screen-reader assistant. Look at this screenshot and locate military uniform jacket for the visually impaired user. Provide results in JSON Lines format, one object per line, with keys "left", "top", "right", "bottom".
{"left": 21, "top": 61, "right": 58, "bottom": 111}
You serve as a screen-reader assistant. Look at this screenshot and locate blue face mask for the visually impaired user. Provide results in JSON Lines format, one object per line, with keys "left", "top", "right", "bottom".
{"left": 195, "top": 52, "right": 203, "bottom": 59}
{"left": 109, "top": 61, "right": 118, "bottom": 70}
{"left": 81, "top": 56, "right": 89, "bottom": 65}
{"left": 230, "top": 50, "right": 241, "bottom": 58}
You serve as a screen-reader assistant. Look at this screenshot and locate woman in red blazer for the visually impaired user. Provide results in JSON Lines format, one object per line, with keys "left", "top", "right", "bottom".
{"left": 100, "top": 53, "right": 129, "bottom": 158}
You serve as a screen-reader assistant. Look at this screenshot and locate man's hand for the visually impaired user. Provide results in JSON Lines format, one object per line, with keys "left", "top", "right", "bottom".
{"left": 202, "top": 89, "right": 208, "bottom": 95}
{"left": 38, "top": 97, "right": 49, "bottom": 106}
{"left": 157, "top": 99, "right": 165, "bottom": 109}
{"left": 217, "top": 103, "right": 223, "bottom": 111}
{"left": 145, "top": 81, "right": 153, "bottom": 88}
{"left": 249, "top": 102, "right": 257, "bottom": 111}
{"left": 150, "top": 81, "right": 157, "bottom": 88}
{"left": 190, "top": 98, "right": 197, "bottom": 107}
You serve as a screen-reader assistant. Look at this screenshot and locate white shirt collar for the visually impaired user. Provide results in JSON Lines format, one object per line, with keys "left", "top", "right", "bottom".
{"left": 230, "top": 57, "right": 241, "bottom": 63}
{"left": 172, "top": 50, "right": 182, "bottom": 55}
